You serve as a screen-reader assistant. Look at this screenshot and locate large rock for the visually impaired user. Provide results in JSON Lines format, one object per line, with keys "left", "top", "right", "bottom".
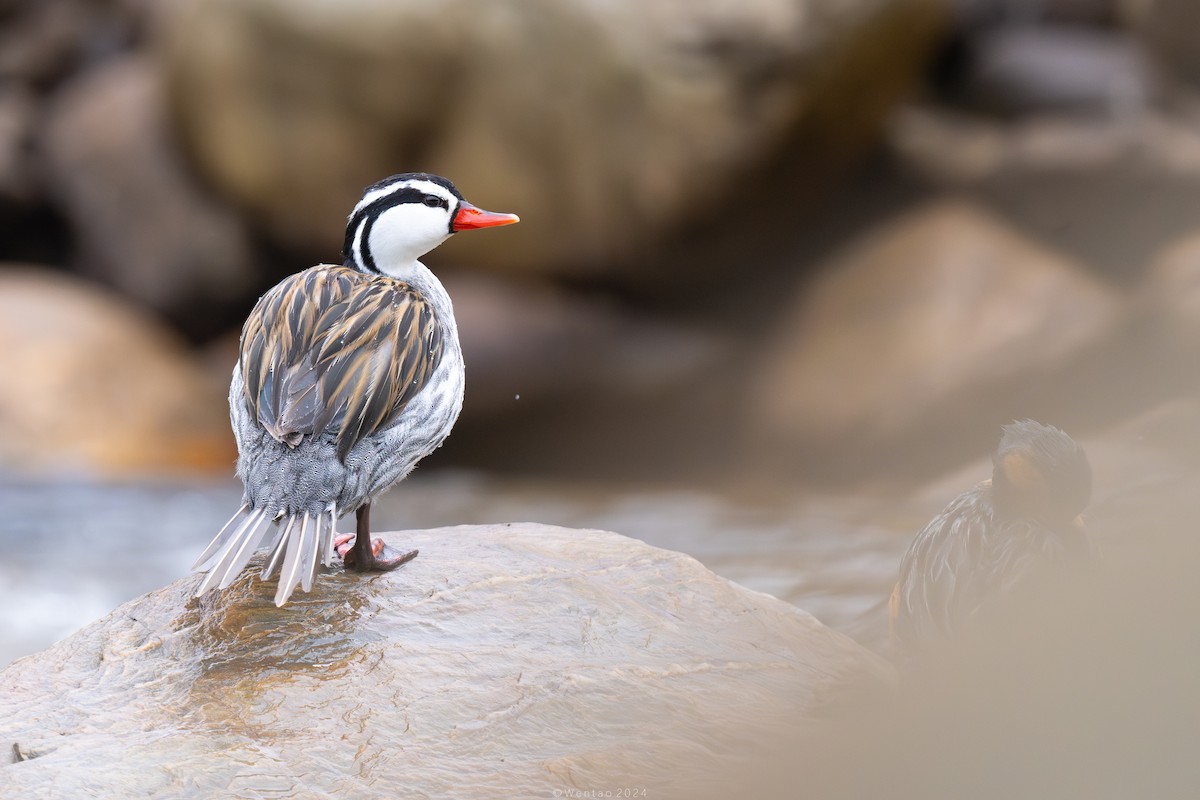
{"left": 0, "top": 267, "right": 234, "bottom": 476}
{"left": 42, "top": 55, "right": 257, "bottom": 339}
{"left": 0, "top": 524, "right": 888, "bottom": 797}
{"left": 746, "top": 199, "right": 1125, "bottom": 481}
{"left": 160, "top": 0, "right": 943, "bottom": 285}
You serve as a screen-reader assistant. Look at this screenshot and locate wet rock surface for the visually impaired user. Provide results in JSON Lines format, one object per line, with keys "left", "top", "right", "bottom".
{"left": 0, "top": 524, "right": 888, "bottom": 797}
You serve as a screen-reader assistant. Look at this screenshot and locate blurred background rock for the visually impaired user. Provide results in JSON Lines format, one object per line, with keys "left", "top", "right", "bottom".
{"left": 1, "top": 0, "right": 1198, "bottom": 671}
{"left": 2, "top": 0, "right": 947, "bottom": 480}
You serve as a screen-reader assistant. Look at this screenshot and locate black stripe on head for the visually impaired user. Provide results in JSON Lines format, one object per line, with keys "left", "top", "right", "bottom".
{"left": 367, "top": 173, "right": 464, "bottom": 201}
{"left": 342, "top": 174, "right": 463, "bottom": 272}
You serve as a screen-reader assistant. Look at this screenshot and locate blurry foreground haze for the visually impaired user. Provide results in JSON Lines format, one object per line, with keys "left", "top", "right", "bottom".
{"left": 1, "top": 0, "right": 1199, "bottom": 792}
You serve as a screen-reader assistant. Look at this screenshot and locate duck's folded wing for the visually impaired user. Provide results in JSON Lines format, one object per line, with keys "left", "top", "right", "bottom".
{"left": 239, "top": 266, "right": 444, "bottom": 460}
{"left": 892, "top": 484, "right": 993, "bottom": 644}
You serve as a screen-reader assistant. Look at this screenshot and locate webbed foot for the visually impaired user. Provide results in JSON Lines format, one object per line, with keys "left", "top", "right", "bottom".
{"left": 335, "top": 532, "right": 419, "bottom": 571}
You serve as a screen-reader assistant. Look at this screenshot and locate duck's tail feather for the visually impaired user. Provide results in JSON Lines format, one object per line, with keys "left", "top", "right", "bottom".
{"left": 271, "top": 508, "right": 336, "bottom": 607}
{"left": 318, "top": 506, "right": 336, "bottom": 568}
{"left": 196, "top": 505, "right": 338, "bottom": 605}
{"left": 191, "top": 502, "right": 250, "bottom": 571}
{"left": 193, "top": 505, "right": 271, "bottom": 596}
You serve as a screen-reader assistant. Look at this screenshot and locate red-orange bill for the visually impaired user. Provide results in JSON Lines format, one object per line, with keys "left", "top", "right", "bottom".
{"left": 452, "top": 202, "right": 520, "bottom": 231}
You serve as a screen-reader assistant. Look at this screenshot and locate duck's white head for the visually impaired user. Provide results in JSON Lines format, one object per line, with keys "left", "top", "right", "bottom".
{"left": 342, "top": 173, "right": 519, "bottom": 278}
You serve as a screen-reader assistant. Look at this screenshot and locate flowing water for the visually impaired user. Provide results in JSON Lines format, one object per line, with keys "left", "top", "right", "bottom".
{"left": 0, "top": 471, "right": 911, "bottom": 668}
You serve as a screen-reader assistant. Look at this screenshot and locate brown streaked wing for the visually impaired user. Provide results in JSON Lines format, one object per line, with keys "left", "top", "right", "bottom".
{"left": 893, "top": 483, "right": 993, "bottom": 645}
{"left": 238, "top": 265, "right": 445, "bottom": 461}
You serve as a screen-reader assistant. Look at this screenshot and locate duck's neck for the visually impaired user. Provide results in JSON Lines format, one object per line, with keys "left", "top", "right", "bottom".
{"left": 377, "top": 260, "right": 460, "bottom": 344}
{"left": 371, "top": 258, "right": 424, "bottom": 284}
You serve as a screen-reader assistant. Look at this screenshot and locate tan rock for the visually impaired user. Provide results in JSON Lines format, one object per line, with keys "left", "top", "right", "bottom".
{"left": 747, "top": 199, "right": 1124, "bottom": 479}
{"left": 160, "top": 0, "right": 942, "bottom": 284}
{"left": 0, "top": 523, "right": 889, "bottom": 797}
{"left": 0, "top": 267, "right": 234, "bottom": 476}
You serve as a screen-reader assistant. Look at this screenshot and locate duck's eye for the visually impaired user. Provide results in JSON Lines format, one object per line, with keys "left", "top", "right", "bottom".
{"left": 423, "top": 196, "right": 444, "bottom": 208}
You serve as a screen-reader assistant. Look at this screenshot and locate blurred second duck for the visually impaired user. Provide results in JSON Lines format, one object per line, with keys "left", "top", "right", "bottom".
{"left": 889, "top": 420, "right": 1093, "bottom": 654}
